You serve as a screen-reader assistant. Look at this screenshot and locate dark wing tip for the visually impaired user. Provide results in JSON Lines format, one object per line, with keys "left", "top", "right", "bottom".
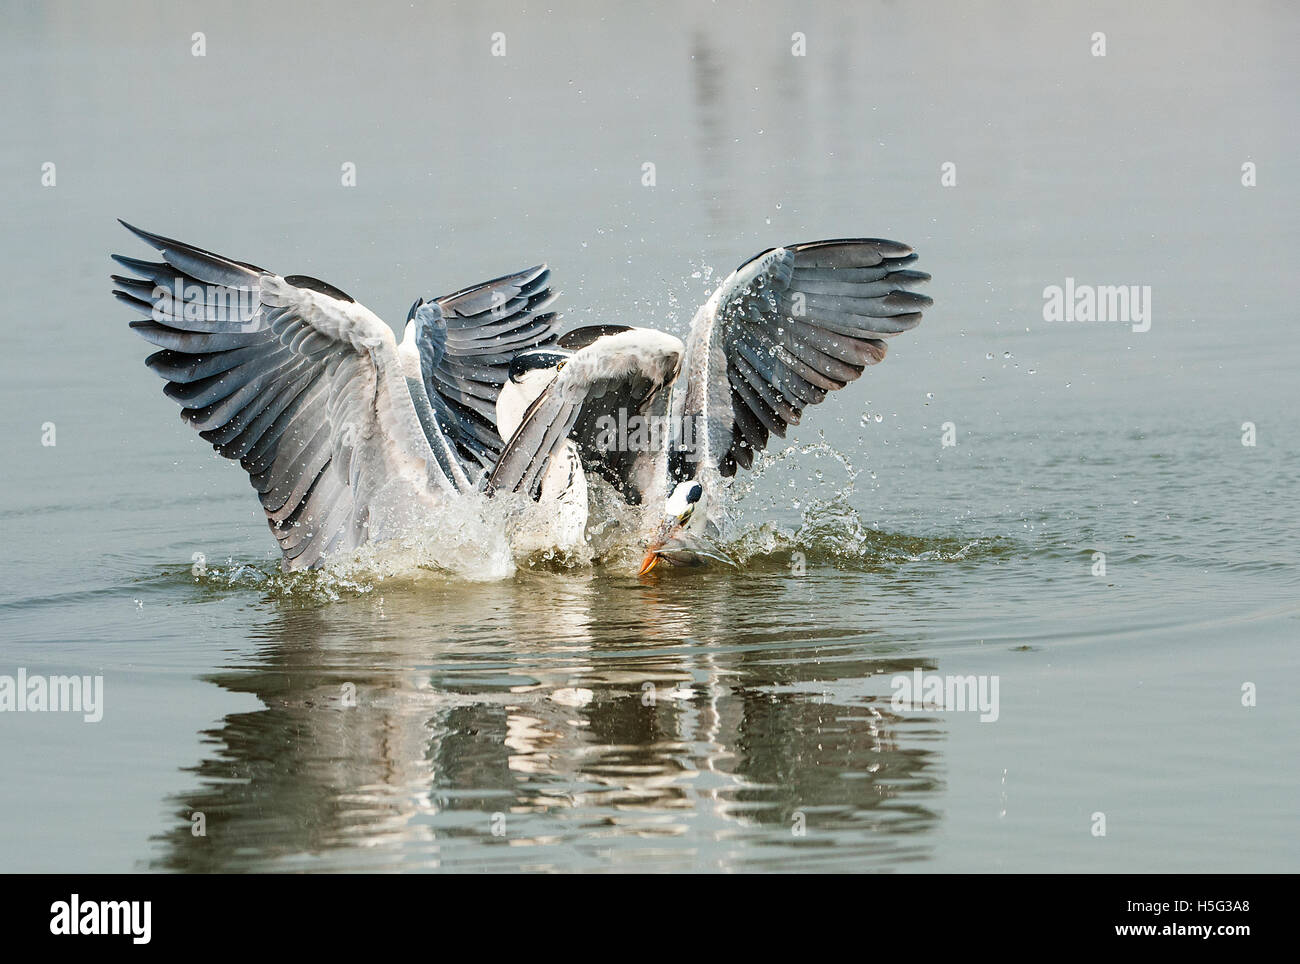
{"left": 117, "top": 218, "right": 164, "bottom": 248}
{"left": 283, "top": 274, "right": 355, "bottom": 304}
{"left": 557, "top": 324, "right": 634, "bottom": 350}
{"left": 117, "top": 220, "right": 268, "bottom": 277}
{"left": 791, "top": 237, "right": 914, "bottom": 256}
{"left": 886, "top": 291, "right": 934, "bottom": 310}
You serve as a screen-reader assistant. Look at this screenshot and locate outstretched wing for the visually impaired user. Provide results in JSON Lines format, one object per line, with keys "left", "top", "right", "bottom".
{"left": 403, "top": 266, "right": 561, "bottom": 471}
{"left": 112, "top": 221, "right": 465, "bottom": 570}
{"left": 487, "top": 327, "right": 683, "bottom": 503}
{"left": 673, "top": 238, "right": 930, "bottom": 479}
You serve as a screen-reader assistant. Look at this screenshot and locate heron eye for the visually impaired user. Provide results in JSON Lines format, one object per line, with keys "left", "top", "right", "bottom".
{"left": 556, "top": 360, "right": 566, "bottom": 372}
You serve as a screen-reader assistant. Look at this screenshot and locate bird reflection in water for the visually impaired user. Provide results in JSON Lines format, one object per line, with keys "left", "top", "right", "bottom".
{"left": 156, "top": 567, "right": 944, "bottom": 872}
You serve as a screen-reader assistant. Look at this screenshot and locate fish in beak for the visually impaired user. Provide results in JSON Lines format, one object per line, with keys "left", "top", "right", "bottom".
{"left": 638, "top": 518, "right": 683, "bottom": 576}
{"left": 638, "top": 528, "right": 735, "bottom": 576}
{"left": 639, "top": 480, "right": 733, "bottom": 576}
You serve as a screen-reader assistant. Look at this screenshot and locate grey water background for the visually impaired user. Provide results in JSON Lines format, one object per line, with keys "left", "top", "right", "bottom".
{"left": 1, "top": 0, "right": 1297, "bottom": 872}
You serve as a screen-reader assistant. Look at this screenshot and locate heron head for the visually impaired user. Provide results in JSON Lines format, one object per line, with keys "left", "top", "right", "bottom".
{"left": 495, "top": 348, "right": 572, "bottom": 446}
{"left": 508, "top": 348, "right": 570, "bottom": 385}
{"left": 638, "top": 480, "right": 706, "bottom": 575}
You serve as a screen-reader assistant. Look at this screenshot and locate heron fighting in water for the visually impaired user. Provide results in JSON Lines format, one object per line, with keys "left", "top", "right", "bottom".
{"left": 485, "top": 238, "right": 932, "bottom": 574}
{"left": 112, "top": 222, "right": 929, "bottom": 574}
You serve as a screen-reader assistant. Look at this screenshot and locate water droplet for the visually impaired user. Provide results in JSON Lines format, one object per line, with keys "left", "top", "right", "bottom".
{"left": 1003, "top": 351, "right": 1012, "bottom": 359}
{"left": 985, "top": 352, "right": 994, "bottom": 360}
{"left": 925, "top": 392, "right": 934, "bottom": 399}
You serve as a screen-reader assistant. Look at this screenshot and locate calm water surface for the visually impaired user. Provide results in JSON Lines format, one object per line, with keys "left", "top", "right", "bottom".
{"left": 1, "top": 1, "right": 1297, "bottom": 872}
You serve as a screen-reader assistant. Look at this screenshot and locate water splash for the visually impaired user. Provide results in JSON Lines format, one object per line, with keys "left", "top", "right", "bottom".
{"left": 184, "top": 441, "right": 1002, "bottom": 596}
{"left": 713, "top": 439, "right": 1003, "bottom": 568}
{"left": 191, "top": 492, "right": 517, "bottom": 600}
{"left": 724, "top": 498, "right": 996, "bottom": 569}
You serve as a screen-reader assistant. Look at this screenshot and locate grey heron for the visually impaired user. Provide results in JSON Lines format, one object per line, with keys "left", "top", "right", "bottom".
{"left": 111, "top": 220, "right": 561, "bottom": 571}
{"left": 485, "top": 237, "right": 932, "bottom": 574}
{"left": 112, "top": 224, "right": 928, "bottom": 575}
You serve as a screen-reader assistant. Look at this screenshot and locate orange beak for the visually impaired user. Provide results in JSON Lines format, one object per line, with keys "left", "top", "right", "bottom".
{"left": 638, "top": 545, "right": 663, "bottom": 575}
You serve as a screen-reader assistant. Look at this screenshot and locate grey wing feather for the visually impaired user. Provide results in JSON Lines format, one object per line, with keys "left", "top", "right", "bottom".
{"left": 408, "top": 266, "right": 562, "bottom": 470}
{"left": 674, "top": 238, "right": 930, "bottom": 478}
{"left": 112, "top": 220, "right": 460, "bottom": 571}
{"left": 489, "top": 388, "right": 581, "bottom": 500}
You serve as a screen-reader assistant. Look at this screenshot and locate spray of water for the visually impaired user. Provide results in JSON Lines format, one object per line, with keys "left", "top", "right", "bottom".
{"left": 188, "top": 440, "right": 996, "bottom": 598}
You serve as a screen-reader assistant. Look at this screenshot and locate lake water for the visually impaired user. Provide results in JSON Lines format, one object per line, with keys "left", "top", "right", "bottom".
{"left": 1, "top": 0, "right": 1296, "bottom": 872}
